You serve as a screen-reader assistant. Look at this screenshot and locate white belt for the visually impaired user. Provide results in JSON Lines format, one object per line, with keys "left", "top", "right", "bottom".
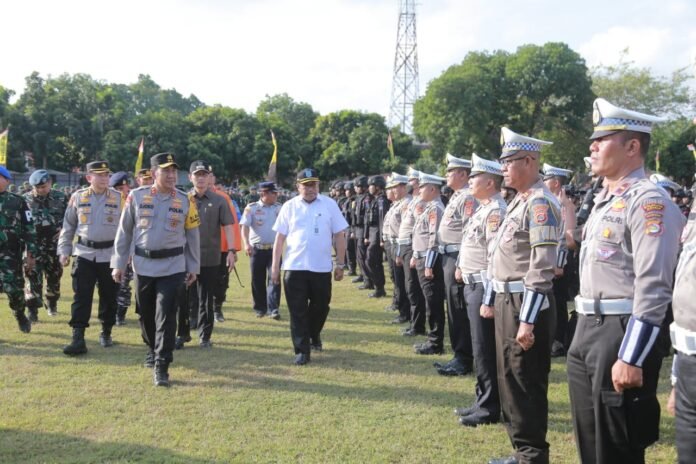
{"left": 412, "top": 251, "right": 425, "bottom": 259}
{"left": 574, "top": 296, "right": 633, "bottom": 316}
{"left": 397, "top": 238, "right": 412, "bottom": 245}
{"left": 491, "top": 280, "right": 524, "bottom": 293}
{"left": 462, "top": 273, "right": 483, "bottom": 285}
{"left": 438, "top": 244, "right": 460, "bottom": 254}
{"left": 671, "top": 322, "right": 696, "bottom": 356}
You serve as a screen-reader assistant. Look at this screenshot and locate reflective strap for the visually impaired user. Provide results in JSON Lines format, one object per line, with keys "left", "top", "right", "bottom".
{"left": 412, "top": 251, "right": 425, "bottom": 259}
{"left": 619, "top": 316, "right": 660, "bottom": 368}
{"left": 491, "top": 280, "right": 524, "bottom": 293}
{"left": 556, "top": 249, "right": 568, "bottom": 269}
{"left": 671, "top": 322, "right": 696, "bottom": 356}
{"left": 519, "top": 288, "right": 549, "bottom": 324}
{"left": 425, "top": 249, "right": 438, "bottom": 268}
{"left": 437, "top": 244, "right": 460, "bottom": 254}
{"left": 462, "top": 273, "right": 484, "bottom": 285}
{"left": 574, "top": 296, "right": 633, "bottom": 315}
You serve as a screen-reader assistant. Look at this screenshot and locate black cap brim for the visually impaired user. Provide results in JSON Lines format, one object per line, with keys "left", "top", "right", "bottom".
{"left": 589, "top": 130, "right": 618, "bottom": 140}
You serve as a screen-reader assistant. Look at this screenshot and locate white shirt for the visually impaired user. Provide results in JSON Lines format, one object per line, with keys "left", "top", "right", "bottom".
{"left": 273, "top": 194, "right": 348, "bottom": 272}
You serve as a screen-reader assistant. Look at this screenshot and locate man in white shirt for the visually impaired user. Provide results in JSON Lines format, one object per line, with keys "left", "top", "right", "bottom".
{"left": 271, "top": 168, "right": 348, "bottom": 365}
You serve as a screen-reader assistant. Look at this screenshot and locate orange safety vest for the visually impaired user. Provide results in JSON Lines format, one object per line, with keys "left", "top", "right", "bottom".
{"left": 213, "top": 186, "right": 241, "bottom": 252}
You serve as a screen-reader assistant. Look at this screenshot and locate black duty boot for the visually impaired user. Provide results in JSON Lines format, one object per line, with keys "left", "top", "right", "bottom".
{"left": 153, "top": 362, "right": 170, "bottom": 387}
{"left": 115, "top": 306, "right": 127, "bottom": 326}
{"left": 14, "top": 311, "right": 32, "bottom": 333}
{"left": 63, "top": 328, "right": 87, "bottom": 355}
{"left": 46, "top": 300, "right": 58, "bottom": 317}
{"left": 143, "top": 350, "right": 155, "bottom": 368}
{"left": 99, "top": 327, "right": 113, "bottom": 347}
{"left": 368, "top": 287, "right": 387, "bottom": 298}
{"left": 27, "top": 303, "right": 39, "bottom": 323}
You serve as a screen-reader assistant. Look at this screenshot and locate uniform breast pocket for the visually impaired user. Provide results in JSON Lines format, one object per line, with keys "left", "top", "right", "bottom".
{"left": 77, "top": 208, "right": 92, "bottom": 225}
{"left": 502, "top": 221, "right": 518, "bottom": 243}
{"left": 593, "top": 227, "right": 625, "bottom": 267}
{"left": 103, "top": 210, "right": 119, "bottom": 226}
{"left": 165, "top": 212, "right": 182, "bottom": 232}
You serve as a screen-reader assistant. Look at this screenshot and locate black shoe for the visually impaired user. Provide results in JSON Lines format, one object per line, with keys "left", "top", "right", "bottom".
{"left": 175, "top": 335, "right": 192, "bottom": 350}
{"left": 488, "top": 457, "right": 518, "bottom": 464}
{"left": 143, "top": 350, "right": 155, "bottom": 368}
{"left": 401, "top": 328, "right": 426, "bottom": 337}
{"left": 268, "top": 309, "right": 281, "bottom": 320}
{"left": 358, "top": 284, "right": 375, "bottom": 290}
{"left": 27, "top": 309, "right": 39, "bottom": 323}
{"left": 154, "top": 363, "right": 170, "bottom": 387}
{"left": 391, "top": 316, "right": 409, "bottom": 324}
{"left": 46, "top": 302, "right": 58, "bottom": 317}
{"left": 63, "top": 328, "right": 87, "bottom": 355}
{"left": 99, "top": 331, "right": 113, "bottom": 348}
{"left": 310, "top": 343, "right": 323, "bottom": 352}
{"left": 437, "top": 360, "right": 472, "bottom": 376}
{"left": 199, "top": 339, "right": 213, "bottom": 348}
{"left": 454, "top": 405, "right": 478, "bottom": 417}
{"left": 254, "top": 310, "right": 265, "bottom": 318}
{"left": 351, "top": 275, "right": 364, "bottom": 283}
{"left": 214, "top": 311, "right": 225, "bottom": 323}
{"left": 414, "top": 343, "right": 444, "bottom": 355}
{"left": 368, "top": 289, "right": 387, "bottom": 298}
{"left": 294, "top": 353, "right": 310, "bottom": 365}
{"left": 115, "top": 317, "right": 126, "bottom": 326}
{"left": 433, "top": 358, "right": 456, "bottom": 369}
{"left": 15, "top": 312, "right": 32, "bottom": 333}
{"left": 459, "top": 414, "right": 499, "bottom": 427}
{"left": 551, "top": 340, "right": 565, "bottom": 357}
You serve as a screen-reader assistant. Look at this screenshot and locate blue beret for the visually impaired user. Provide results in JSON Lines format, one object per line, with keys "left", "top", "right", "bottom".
{"left": 29, "top": 169, "right": 50, "bottom": 186}
{"left": 109, "top": 171, "right": 129, "bottom": 188}
{"left": 0, "top": 165, "right": 14, "bottom": 181}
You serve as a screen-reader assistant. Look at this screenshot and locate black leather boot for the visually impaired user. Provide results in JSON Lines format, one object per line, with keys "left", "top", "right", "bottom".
{"left": 63, "top": 328, "right": 87, "bottom": 355}
{"left": 99, "top": 326, "right": 113, "bottom": 347}
{"left": 14, "top": 311, "right": 32, "bottom": 333}
{"left": 153, "top": 362, "right": 170, "bottom": 387}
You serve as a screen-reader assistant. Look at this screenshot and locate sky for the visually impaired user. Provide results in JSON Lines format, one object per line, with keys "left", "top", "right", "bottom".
{"left": 3, "top": 0, "right": 695, "bottom": 120}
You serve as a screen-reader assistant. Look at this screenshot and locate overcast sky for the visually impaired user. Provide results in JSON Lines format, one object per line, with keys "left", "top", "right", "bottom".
{"left": 3, "top": 0, "right": 695, "bottom": 118}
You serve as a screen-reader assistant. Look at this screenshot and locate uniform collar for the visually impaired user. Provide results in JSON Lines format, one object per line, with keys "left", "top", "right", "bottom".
{"left": 606, "top": 167, "right": 645, "bottom": 197}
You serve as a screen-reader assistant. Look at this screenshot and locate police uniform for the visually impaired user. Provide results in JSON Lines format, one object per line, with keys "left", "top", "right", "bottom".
{"left": 567, "top": 99, "right": 683, "bottom": 463}
{"left": 0, "top": 166, "right": 37, "bottom": 333}
{"left": 412, "top": 173, "right": 446, "bottom": 354}
{"left": 109, "top": 171, "right": 134, "bottom": 325}
{"left": 240, "top": 181, "right": 282, "bottom": 318}
{"left": 112, "top": 152, "right": 200, "bottom": 386}
{"left": 454, "top": 154, "right": 506, "bottom": 424}
{"left": 396, "top": 168, "right": 427, "bottom": 336}
{"left": 352, "top": 176, "right": 373, "bottom": 288}
{"left": 437, "top": 154, "right": 478, "bottom": 373}
{"left": 23, "top": 169, "right": 66, "bottom": 320}
{"left": 340, "top": 182, "right": 358, "bottom": 275}
{"left": 58, "top": 161, "right": 123, "bottom": 354}
{"left": 384, "top": 174, "right": 410, "bottom": 323}
{"left": 365, "top": 175, "right": 390, "bottom": 297}
{"left": 486, "top": 128, "right": 559, "bottom": 464}
{"left": 672, "top": 201, "right": 696, "bottom": 463}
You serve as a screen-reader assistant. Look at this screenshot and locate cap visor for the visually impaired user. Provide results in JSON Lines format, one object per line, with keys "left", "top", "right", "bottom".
{"left": 158, "top": 162, "right": 179, "bottom": 169}
{"left": 589, "top": 130, "right": 618, "bottom": 140}
{"left": 89, "top": 169, "right": 111, "bottom": 174}
{"left": 298, "top": 177, "right": 319, "bottom": 184}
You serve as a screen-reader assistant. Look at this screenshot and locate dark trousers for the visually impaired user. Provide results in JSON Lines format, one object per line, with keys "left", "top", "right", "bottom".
{"left": 465, "top": 282, "right": 499, "bottom": 420}
{"left": 567, "top": 314, "right": 663, "bottom": 464}
{"left": 283, "top": 271, "right": 332, "bottom": 354}
{"left": 69, "top": 257, "right": 118, "bottom": 329}
{"left": 552, "top": 274, "right": 569, "bottom": 344}
{"left": 415, "top": 255, "right": 445, "bottom": 348}
{"left": 355, "top": 228, "right": 372, "bottom": 286}
{"left": 250, "top": 248, "right": 281, "bottom": 312}
{"left": 386, "top": 242, "right": 409, "bottom": 320}
{"left": 676, "top": 353, "right": 696, "bottom": 464}
{"left": 365, "top": 228, "right": 385, "bottom": 288}
{"left": 443, "top": 251, "right": 473, "bottom": 365}
{"left": 214, "top": 251, "right": 230, "bottom": 312}
{"left": 494, "top": 291, "right": 554, "bottom": 464}
{"left": 136, "top": 272, "right": 185, "bottom": 365}
{"left": 401, "top": 245, "right": 425, "bottom": 332}
{"left": 346, "top": 236, "right": 357, "bottom": 273}
{"left": 195, "top": 266, "right": 219, "bottom": 341}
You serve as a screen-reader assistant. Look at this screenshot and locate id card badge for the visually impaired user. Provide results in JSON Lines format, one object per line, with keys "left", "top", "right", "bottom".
{"left": 314, "top": 213, "right": 322, "bottom": 235}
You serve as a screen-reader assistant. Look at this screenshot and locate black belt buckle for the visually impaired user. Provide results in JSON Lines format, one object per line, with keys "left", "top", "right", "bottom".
{"left": 593, "top": 297, "right": 603, "bottom": 326}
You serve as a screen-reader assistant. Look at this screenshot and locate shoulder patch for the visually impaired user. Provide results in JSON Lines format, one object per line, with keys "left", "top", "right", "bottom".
{"left": 486, "top": 210, "right": 501, "bottom": 233}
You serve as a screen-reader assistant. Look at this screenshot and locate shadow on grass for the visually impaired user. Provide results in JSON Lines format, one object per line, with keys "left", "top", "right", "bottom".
{"left": 0, "top": 428, "right": 221, "bottom": 464}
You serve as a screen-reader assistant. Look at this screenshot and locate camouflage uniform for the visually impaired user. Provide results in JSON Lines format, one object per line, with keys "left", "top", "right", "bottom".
{"left": 0, "top": 190, "right": 38, "bottom": 327}
{"left": 23, "top": 188, "right": 67, "bottom": 317}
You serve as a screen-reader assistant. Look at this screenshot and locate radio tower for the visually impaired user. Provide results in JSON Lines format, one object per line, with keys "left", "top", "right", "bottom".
{"left": 388, "top": 0, "right": 419, "bottom": 135}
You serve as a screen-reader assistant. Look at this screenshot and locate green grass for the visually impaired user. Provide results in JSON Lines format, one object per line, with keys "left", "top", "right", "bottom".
{"left": 0, "top": 254, "right": 678, "bottom": 463}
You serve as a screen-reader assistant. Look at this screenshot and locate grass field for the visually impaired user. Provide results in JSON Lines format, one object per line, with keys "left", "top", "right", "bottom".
{"left": 0, "top": 254, "right": 678, "bottom": 463}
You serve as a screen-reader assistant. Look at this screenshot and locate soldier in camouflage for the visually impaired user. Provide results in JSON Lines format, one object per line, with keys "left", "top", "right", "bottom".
{"left": 23, "top": 169, "right": 66, "bottom": 320}
{"left": 110, "top": 172, "right": 133, "bottom": 325}
{"left": 0, "top": 165, "right": 37, "bottom": 333}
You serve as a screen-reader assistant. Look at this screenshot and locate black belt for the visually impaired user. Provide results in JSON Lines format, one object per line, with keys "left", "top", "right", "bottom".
{"left": 77, "top": 236, "right": 114, "bottom": 249}
{"left": 134, "top": 246, "right": 184, "bottom": 259}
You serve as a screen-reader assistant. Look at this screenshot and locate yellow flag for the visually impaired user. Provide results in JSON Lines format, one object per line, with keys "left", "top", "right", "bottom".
{"left": 0, "top": 129, "right": 8, "bottom": 167}
{"left": 134, "top": 138, "right": 144, "bottom": 176}
{"left": 267, "top": 130, "right": 277, "bottom": 182}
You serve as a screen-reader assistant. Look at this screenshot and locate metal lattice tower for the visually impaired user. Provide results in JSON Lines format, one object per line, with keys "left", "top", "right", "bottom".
{"left": 388, "top": 0, "right": 419, "bottom": 135}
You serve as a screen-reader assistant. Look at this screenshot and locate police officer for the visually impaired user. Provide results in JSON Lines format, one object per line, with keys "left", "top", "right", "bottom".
{"left": 453, "top": 154, "right": 506, "bottom": 426}
{"left": 0, "top": 165, "right": 37, "bottom": 333}
{"left": 411, "top": 172, "right": 446, "bottom": 355}
{"left": 341, "top": 181, "right": 358, "bottom": 275}
{"left": 109, "top": 171, "right": 133, "bottom": 325}
{"left": 365, "top": 175, "right": 390, "bottom": 298}
{"left": 23, "top": 169, "right": 66, "bottom": 320}
{"left": 541, "top": 163, "right": 577, "bottom": 357}
{"left": 59, "top": 161, "right": 124, "bottom": 355}
{"left": 112, "top": 152, "right": 200, "bottom": 386}
{"left": 486, "top": 127, "right": 560, "bottom": 464}
{"left": 396, "top": 168, "right": 427, "bottom": 336}
{"left": 240, "top": 181, "right": 282, "bottom": 319}
{"left": 352, "top": 175, "right": 373, "bottom": 288}
{"left": 384, "top": 173, "right": 410, "bottom": 324}
{"left": 670, "top": 199, "right": 696, "bottom": 463}
{"left": 435, "top": 153, "right": 478, "bottom": 376}
{"left": 567, "top": 99, "right": 683, "bottom": 463}
{"left": 136, "top": 168, "right": 154, "bottom": 187}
